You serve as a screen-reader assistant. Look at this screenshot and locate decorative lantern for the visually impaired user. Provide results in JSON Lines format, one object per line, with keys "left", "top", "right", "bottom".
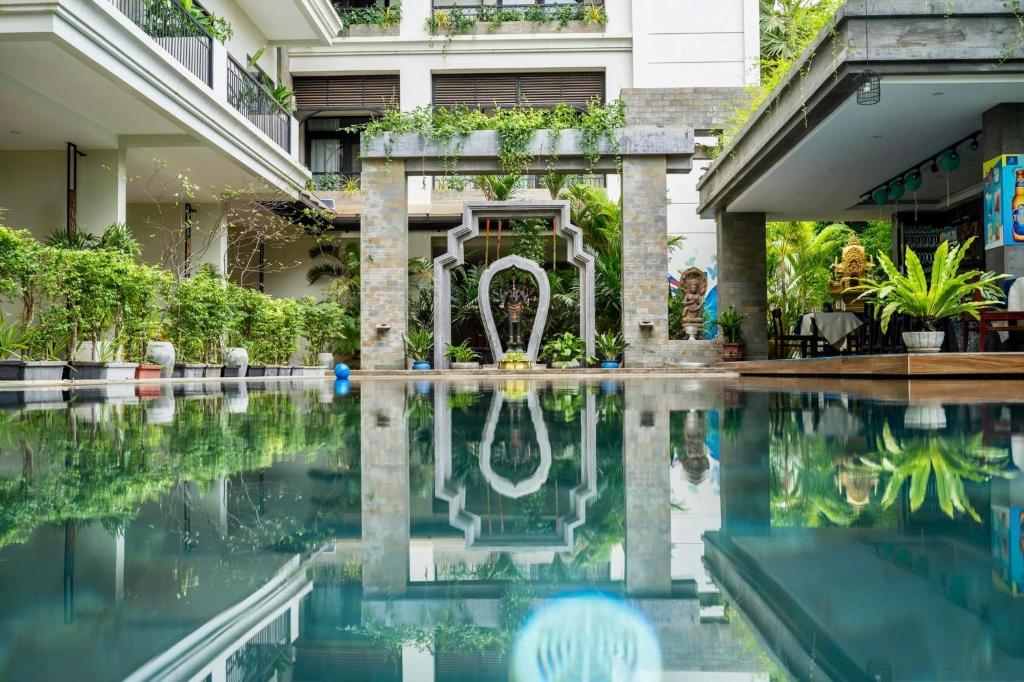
{"left": 938, "top": 149, "right": 961, "bottom": 173}
{"left": 855, "top": 69, "right": 882, "bottom": 105}
{"left": 887, "top": 180, "right": 905, "bottom": 202}
{"left": 904, "top": 170, "right": 923, "bottom": 193}
{"left": 871, "top": 187, "right": 888, "bottom": 205}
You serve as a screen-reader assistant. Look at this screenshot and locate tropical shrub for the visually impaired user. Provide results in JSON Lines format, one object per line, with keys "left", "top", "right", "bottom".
{"left": 269, "top": 298, "right": 302, "bottom": 365}
{"left": 714, "top": 306, "right": 747, "bottom": 344}
{"left": 541, "top": 332, "right": 585, "bottom": 365}
{"left": 166, "top": 267, "right": 232, "bottom": 364}
{"left": 594, "top": 331, "right": 628, "bottom": 361}
{"left": 0, "top": 225, "right": 50, "bottom": 324}
{"left": 300, "top": 297, "right": 347, "bottom": 359}
{"left": 445, "top": 341, "right": 480, "bottom": 363}
{"left": 856, "top": 238, "right": 1006, "bottom": 332}
{"left": 403, "top": 328, "right": 433, "bottom": 362}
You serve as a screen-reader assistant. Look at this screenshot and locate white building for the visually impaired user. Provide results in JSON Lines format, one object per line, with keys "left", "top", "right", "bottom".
{"left": 0, "top": 0, "right": 757, "bottom": 301}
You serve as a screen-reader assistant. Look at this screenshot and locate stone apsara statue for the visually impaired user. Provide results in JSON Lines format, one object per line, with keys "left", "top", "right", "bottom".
{"left": 679, "top": 267, "right": 708, "bottom": 339}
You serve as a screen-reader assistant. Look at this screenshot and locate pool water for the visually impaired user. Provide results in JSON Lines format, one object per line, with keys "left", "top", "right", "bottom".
{"left": 0, "top": 378, "right": 1022, "bottom": 681}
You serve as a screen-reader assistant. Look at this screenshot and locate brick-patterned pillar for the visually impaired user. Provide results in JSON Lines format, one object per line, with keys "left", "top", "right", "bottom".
{"left": 716, "top": 211, "right": 767, "bottom": 359}
{"left": 622, "top": 156, "right": 669, "bottom": 367}
{"left": 361, "top": 380, "right": 409, "bottom": 597}
{"left": 623, "top": 383, "right": 671, "bottom": 597}
{"left": 360, "top": 159, "right": 408, "bottom": 369}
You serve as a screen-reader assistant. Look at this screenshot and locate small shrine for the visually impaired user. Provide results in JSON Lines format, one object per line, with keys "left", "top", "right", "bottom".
{"left": 678, "top": 267, "right": 709, "bottom": 340}
{"left": 828, "top": 235, "right": 873, "bottom": 312}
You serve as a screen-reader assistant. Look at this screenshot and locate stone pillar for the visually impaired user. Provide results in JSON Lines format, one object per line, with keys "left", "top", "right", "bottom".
{"left": 360, "top": 159, "right": 408, "bottom": 370}
{"left": 622, "top": 156, "right": 669, "bottom": 367}
{"left": 719, "top": 390, "right": 770, "bottom": 536}
{"left": 361, "top": 380, "right": 410, "bottom": 597}
{"left": 716, "top": 211, "right": 767, "bottom": 359}
{"left": 983, "top": 104, "right": 1024, "bottom": 276}
{"left": 623, "top": 383, "right": 671, "bottom": 597}
{"left": 77, "top": 147, "right": 126, "bottom": 235}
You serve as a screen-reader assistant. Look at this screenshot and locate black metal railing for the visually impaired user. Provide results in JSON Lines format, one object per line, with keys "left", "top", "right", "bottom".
{"left": 430, "top": 0, "right": 605, "bottom": 24}
{"left": 226, "top": 56, "right": 292, "bottom": 152}
{"left": 110, "top": 0, "right": 213, "bottom": 86}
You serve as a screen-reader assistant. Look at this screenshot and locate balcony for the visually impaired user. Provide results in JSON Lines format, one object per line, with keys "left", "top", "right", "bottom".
{"left": 332, "top": 1, "right": 402, "bottom": 37}
{"left": 429, "top": 0, "right": 607, "bottom": 35}
{"left": 227, "top": 56, "right": 292, "bottom": 153}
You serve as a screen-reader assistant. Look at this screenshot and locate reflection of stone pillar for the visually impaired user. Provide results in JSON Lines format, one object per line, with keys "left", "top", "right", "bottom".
{"left": 716, "top": 211, "right": 767, "bottom": 359}
{"left": 622, "top": 156, "right": 670, "bottom": 367}
{"left": 623, "top": 384, "right": 671, "bottom": 597}
{"left": 360, "top": 159, "right": 408, "bottom": 369}
{"left": 719, "top": 391, "right": 770, "bottom": 535}
{"left": 362, "top": 381, "right": 410, "bottom": 597}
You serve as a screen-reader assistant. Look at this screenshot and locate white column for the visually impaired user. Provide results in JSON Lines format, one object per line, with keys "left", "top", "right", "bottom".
{"left": 211, "top": 40, "right": 228, "bottom": 103}
{"left": 77, "top": 146, "right": 127, "bottom": 234}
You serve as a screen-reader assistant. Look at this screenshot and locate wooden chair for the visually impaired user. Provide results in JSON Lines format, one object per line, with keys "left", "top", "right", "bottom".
{"left": 974, "top": 310, "right": 1024, "bottom": 351}
{"left": 770, "top": 308, "right": 824, "bottom": 359}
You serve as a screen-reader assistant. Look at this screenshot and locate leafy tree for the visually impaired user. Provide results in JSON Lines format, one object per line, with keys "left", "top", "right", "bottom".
{"left": 766, "top": 221, "right": 852, "bottom": 331}
{"left": 167, "top": 266, "right": 233, "bottom": 364}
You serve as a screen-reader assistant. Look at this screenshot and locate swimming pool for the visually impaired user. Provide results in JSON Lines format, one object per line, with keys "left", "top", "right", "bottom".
{"left": 0, "top": 378, "right": 1020, "bottom": 681}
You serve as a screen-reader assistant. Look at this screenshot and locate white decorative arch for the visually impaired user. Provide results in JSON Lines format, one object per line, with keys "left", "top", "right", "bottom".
{"left": 477, "top": 388, "right": 551, "bottom": 498}
{"left": 433, "top": 201, "right": 595, "bottom": 368}
{"left": 477, "top": 255, "right": 550, "bottom": 365}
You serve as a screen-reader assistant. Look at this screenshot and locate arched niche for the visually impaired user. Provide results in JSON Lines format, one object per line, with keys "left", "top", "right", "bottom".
{"left": 477, "top": 255, "right": 550, "bottom": 364}
{"left": 433, "top": 201, "right": 595, "bottom": 369}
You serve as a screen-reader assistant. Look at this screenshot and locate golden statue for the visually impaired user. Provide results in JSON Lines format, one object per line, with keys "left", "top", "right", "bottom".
{"left": 829, "top": 235, "right": 873, "bottom": 311}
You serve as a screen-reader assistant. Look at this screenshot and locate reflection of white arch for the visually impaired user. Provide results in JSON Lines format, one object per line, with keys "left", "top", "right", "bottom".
{"left": 478, "top": 388, "right": 551, "bottom": 498}
{"left": 434, "top": 381, "right": 598, "bottom": 551}
{"left": 432, "top": 201, "right": 595, "bottom": 368}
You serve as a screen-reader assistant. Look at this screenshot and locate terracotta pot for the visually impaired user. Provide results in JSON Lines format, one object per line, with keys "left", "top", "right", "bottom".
{"left": 722, "top": 343, "right": 745, "bottom": 362}
{"left": 134, "top": 364, "right": 163, "bottom": 380}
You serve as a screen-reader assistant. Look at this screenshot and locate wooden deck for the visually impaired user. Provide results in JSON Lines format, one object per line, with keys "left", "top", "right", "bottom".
{"left": 730, "top": 352, "right": 1024, "bottom": 378}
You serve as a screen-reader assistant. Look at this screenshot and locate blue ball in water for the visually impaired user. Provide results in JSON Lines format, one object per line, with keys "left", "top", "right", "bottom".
{"left": 334, "top": 379, "right": 351, "bottom": 396}
{"left": 334, "top": 363, "right": 350, "bottom": 380}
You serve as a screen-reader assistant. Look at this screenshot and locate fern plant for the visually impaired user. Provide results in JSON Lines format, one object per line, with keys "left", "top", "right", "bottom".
{"left": 856, "top": 238, "right": 1006, "bottom": 332}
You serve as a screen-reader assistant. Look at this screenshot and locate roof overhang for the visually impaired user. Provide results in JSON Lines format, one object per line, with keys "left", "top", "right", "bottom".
{"left": 698, "top": 1, "right": 1024, "bottom": 221}
{"left": 243, "top": 0, "right": 342, "bottom": 46}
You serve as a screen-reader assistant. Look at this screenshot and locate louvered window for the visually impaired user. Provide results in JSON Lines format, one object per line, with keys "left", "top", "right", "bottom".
{"left": 293, "top": 75, "right": 399, "bottom": 112}
{"left": 432, "top": 72, "right": 604, "bottom": 109}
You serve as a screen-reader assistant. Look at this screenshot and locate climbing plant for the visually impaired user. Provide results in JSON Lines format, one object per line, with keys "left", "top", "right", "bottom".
{"left": 349, "top": 100, "right": 625, "bottom": 181}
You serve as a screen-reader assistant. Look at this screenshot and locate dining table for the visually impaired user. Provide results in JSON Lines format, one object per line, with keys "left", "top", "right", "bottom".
{"left": 799, "top": 311, "right": 863, "bottom": 351}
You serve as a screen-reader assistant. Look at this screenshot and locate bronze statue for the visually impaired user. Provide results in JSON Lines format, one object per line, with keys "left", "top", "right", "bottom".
{"left": 679, "top": 267, "right": 708, "bottom": 339}
{"left": 498, "top": 271, "right": 536, "bottom": 350}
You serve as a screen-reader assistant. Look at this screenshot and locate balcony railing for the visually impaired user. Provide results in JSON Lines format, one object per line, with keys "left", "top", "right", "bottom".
{"left": 226, "top": 57, "right": 292, "bottom": 153}
{"left": 110, "top": 0, "right": 213, "bottom": 86}
{"left": 431, "top": 0, "right": 604, "bottom": 24}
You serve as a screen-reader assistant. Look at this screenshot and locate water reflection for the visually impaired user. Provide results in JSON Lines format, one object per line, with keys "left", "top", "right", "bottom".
{"left": 0, "top": 379, "right": 1021, "bottom": 680}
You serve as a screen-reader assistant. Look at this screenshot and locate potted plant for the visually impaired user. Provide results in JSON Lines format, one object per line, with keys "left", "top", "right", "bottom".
{"left": 714, "top": 306, "right": 747, "bottom": 361}
{"left": 404, "top": 329, "right": 433, "bottom": 370}
{"left": 541, "top": 332, "right": 585, "bottom": 369}
{"left": 594, "top": 331, "right": 628, "bottom": 369}
{"left": 445, "top": 341, "right": 481, "bottom": 370}
{"left": 498, "top": 349, "right": 531, "bottom": 371}
{"left": 856, "top": 238, "right": 1006, "bottom": 353}
{"left": 167, "top": 266, "right": 231, "bottom": 377}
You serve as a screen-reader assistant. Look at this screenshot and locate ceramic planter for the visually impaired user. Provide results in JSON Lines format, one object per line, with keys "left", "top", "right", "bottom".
{"left": 497, "top": 360, "right": 532, "bottom": 370}
{"left": 278, "top": 366, "right": 294, "bottom": 377}
{"left": 145, "top": 341, "right": 175, "bottom": 378}
{"left": 225, "top": 347, "right": 249, "bottom": 377}
{"left": 172, "top": 364, "right": 206, "bottom": 379}
{"left": 203, "top": 365, "right": 224, "bottom": 379}
{"left": 294, "top": 366, "right": 325, "bottom": 377}
{"left": 903, "top": 331, "right": 944, "bottom": 354}
{"left": 722, "top": 343, "right": 745, "bottom": 362}
{"left": 600, "top": 360, "right": 621, "bottom": 369}
{"left": 134, "top": 364, "right": 163, "bottom": 380}
{"left": 551, "top": 360, "right": 581, "bottom": 369}
{"left": 317, "top": 352, "right": 335, "bottom": 368}
{"left": 0, "top": 360, "right": 68, "bottom": 382}
{"left": 71, "top": 362, "right": 138, "bottom": 381}
{"left": 246, "top": 365, "right": 268, "bottom": 377}
{"left": 412, "top": 361, "right": 432, "bottom": 371}
{"left": 450, "top": 361, "right": 481, "bottom": 370}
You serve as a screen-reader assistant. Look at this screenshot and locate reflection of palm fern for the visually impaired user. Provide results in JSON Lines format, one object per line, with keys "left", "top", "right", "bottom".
{"left": 859, "top": 424, "right": 1011, "bottom": 521}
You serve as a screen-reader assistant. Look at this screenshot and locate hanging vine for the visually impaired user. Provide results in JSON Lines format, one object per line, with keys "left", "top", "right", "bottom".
{"left": 348, "top": 101, "right": 626, "bottom": 181}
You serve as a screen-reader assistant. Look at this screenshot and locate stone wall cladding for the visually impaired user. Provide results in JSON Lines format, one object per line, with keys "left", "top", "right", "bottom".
{"left": 717, "top": 211, "right": 768, "bottom": 359}
{"left": 621, "top": 87, "right": 747, "bottom": 130}
{"left": 360, "top": 159, "right": 409, "bottom": 370}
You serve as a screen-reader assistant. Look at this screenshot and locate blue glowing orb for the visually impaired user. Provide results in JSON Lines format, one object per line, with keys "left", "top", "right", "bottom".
{"left": 334, "top": 363, "right": 350, "bottom": 380}
{"left": 334, "top": 379, "right": 351, "bottom": 396}
{"left": 513, "top": 593, "right": 661, "bottom": 681}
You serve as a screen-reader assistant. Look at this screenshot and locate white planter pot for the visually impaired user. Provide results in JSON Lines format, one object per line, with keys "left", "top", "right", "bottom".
{"left": 904, "top": 404, "right": 947, "bottom": 430}
{"left": 902, "top": 331, "right": 944, "bottom": 353}
{"left": 450, "top": 361, "right": 481, "bottom": 370}
{"left": 146, "top": 341, "right": 176, "bottom": 378}
{"left": 225, "top": 347, "right": 249, "bottom": 374}
{"left": 317, "top": 352, "right": 335, "bottom": 368}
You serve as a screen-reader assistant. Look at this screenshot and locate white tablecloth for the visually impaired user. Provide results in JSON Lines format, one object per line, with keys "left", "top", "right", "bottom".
{"left": 800, "top": 312, "right": 863, "bottom": 349}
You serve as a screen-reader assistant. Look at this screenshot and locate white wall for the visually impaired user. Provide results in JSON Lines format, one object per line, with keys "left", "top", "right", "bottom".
{"left": 203, "top": 0, "right": 277, "bottom": 76}
{"left": 0, "top": 151, "right": 64, "bottom": 238}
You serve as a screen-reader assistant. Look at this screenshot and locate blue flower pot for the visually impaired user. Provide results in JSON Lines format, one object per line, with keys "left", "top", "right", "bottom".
{"left": 414, "top": 381, "right": 432, "bottom": 395}
{"left": 412, "top": 361, "right": 432, "bottom": 371}
{"left": 334, "top": 379, "right": 351, "bottom": 396}
{"left": 600, "top": 360, "right": 620, "bottom": 369}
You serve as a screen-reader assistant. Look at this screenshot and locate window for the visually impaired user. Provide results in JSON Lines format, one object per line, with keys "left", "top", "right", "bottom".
{"left": 293, "top": 75, "right": 399, "bottom": 112}
{"left": 432, "top": 72, "right": 605, "bottom": 109}
{"left": 305, "top": 117, "right": 365, "bottom": 184}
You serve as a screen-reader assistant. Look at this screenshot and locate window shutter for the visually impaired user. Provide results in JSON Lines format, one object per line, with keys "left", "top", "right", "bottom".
{"left": 293, "top": 76, "right": 399, "bottom": 112}
{"left": 432, "top": 72, "right": 604, "bottom": 109}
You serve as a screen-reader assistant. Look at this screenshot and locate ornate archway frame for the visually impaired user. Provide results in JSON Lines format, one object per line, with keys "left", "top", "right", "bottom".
{"left": 433, "top": 380, "right": 598, "bottom": 552}
{"left": 433, "top": 201, "right": 595, "bottom": 369}
{"left": 478, "top": 255, "right": 550, "bottom": 364}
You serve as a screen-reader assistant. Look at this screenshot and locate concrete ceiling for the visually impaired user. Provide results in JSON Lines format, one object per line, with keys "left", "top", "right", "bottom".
{"left": 126, "top": 146, "right": 270, "bottom": 203}
{"left": 725, "top": 76, "right": 1024, "bottom": 221}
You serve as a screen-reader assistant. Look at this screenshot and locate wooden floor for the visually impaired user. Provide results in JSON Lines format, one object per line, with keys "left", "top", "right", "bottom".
{"left": 731, "top": 352, "right": 1024, "bottom": 378}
